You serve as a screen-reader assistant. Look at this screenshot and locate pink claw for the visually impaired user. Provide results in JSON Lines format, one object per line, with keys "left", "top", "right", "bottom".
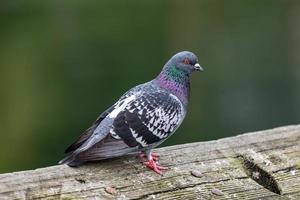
{"left": 143, "top": 159, "right": 168, "bottom": 175}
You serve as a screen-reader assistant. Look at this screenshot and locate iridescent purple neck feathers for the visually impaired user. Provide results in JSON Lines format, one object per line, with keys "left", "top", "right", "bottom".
{"left": 156, "top": 65, "right": 191, "bottom": 105}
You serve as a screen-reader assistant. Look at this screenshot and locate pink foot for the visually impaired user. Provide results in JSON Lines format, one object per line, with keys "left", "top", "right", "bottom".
{"left": 143, "top": 159, "right": 168, "bottom": 175}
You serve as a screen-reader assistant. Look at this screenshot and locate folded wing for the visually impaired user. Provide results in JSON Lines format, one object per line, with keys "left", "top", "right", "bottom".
{"left": 59, "top": 89, "right": 185, "bottom": 165}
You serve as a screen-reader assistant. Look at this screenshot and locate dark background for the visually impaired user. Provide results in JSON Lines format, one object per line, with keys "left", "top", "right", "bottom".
{"left": 1, "top": 0, "right": 300, "bottom": 173}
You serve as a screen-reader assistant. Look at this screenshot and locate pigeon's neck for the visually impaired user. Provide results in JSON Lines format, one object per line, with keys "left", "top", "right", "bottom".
{"left": 156, "top": 66, "right": 190, "bottom": 104}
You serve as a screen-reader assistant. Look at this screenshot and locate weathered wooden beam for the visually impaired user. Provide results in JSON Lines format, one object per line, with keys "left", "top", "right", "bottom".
{"left": 0, "top": 125, "right": 300, "bottom": 199}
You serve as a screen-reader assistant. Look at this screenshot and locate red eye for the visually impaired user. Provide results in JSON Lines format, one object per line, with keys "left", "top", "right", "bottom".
{"left": 184, "top": 58, "right": 190, "bottom": 65}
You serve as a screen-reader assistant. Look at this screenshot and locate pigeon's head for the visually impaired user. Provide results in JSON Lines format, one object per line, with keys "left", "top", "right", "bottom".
{"left": 166, "top": 51, "right": 204, "bottom": 74}
{"left": 157, "top": 51, "right": 203, "bottom": 102}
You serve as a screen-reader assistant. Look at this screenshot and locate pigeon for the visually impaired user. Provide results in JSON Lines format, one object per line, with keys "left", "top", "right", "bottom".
{"left": 59, "top": 51, "right": 204, "bottom": 174}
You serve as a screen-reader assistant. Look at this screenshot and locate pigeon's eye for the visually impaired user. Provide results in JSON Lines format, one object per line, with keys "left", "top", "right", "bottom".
{"left": 184, "top": 58, "right": 190, "bottom": 65}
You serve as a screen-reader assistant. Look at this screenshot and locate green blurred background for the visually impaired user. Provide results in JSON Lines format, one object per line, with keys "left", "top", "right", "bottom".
{"left": 0, "top": 0, "right": 300, "bottom": 173}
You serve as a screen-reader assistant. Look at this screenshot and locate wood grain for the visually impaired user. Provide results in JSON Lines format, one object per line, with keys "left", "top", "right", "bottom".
{"left": 1, "top": 125, "right": 300, "bottom": 199}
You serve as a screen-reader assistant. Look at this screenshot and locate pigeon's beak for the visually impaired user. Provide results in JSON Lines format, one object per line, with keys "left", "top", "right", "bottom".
{"left": 194, "top": 63, "right": 204, "bottom": 72}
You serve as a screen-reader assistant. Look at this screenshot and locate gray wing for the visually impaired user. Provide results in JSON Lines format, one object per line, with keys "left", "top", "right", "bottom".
{"left": 63, "top": 83, "right": 144, "bottom": 154}
{"left": 73, "top": 91, "right": 185, "bottom": 163}
{"left": 59, "top": 85, "right": 142, "bottom": 164}
{"left": 60, "top": 87, "right": 185, "bottom": 165}
{"left": 112, "top": 92, "right": 186, "bottom": 149}
{"left": 64, "top": 106, "right": 114, "bottom": 153}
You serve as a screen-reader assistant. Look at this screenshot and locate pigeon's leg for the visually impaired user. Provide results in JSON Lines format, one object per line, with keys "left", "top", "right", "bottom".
{"left": 139, "top": 151, "right": 160, "bottom": 161}
{"left": 142, "top": 150, "right": 168, "bottom": 175}
{"left": 150, "top": 152, "right": 160, "bottom": 158}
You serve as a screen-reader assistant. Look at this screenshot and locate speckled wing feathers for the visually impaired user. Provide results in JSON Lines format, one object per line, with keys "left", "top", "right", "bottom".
{"left": 112, "top": 91, "right": 185, "bottom": 149}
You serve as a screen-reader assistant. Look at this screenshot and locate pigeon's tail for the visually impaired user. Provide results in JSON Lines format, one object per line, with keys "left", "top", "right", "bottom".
{"left": 59, "top": 135, "right": 138, "bottom": 166}
{"left": 58, "top": 154, "right": 85, "bottom": 167}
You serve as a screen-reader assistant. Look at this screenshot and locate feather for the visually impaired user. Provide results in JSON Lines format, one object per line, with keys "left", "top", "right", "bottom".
{"left": 75, "top": 135, "right": 138, "bottom": 161}
{"left": 112, "top": 91, "right": 185, "bottom": 148}
{"left": 65, "top": 106, "right": 114, "bottom": 153}
{"left": 60, "top": 135, "right": 138, "bottom": 164}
